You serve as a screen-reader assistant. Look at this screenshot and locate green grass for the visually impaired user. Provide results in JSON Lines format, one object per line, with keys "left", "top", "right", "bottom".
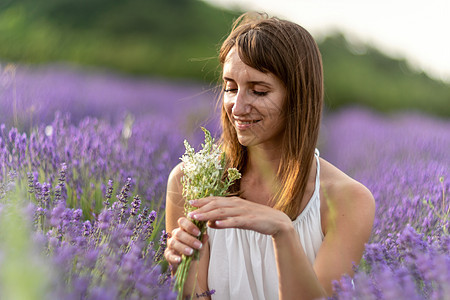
{"left": 0, "top": 188, "right": 52, "bottom": 300}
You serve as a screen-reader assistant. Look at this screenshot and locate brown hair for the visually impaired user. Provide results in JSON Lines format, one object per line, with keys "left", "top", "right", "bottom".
{"left": 219, "top": 12, "right": 323, "bottom": 220}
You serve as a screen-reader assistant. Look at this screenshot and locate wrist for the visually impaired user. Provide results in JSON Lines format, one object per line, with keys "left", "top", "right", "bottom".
{"left": 271, "top": 217, "right": 295, "bottom": 240}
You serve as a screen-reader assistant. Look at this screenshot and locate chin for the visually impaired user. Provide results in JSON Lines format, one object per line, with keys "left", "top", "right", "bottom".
{"left": 236, "top": 135, "right": 259, "bottom": 147}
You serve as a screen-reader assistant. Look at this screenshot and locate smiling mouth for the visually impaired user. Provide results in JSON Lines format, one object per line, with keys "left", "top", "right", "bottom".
{"left": 235, "top": 120, "right": 261, "bottom": 125}
{"left": 234, "top": 119, "right": 261, "bottom": 130}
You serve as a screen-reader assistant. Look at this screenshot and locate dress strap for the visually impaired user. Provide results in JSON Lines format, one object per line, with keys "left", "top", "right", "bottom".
{"left": 313, "top": 148, "right": 320, "bottom": 196}
{"left": 292, "top": 148, "right": 321, "bottom": 224}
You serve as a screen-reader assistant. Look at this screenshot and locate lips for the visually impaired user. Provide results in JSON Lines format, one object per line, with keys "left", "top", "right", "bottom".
{"left": 236, "top": 120, "right": 260, "bottom": 125}
{"left": 234, "top": 118, "right": 261, "bottom": 130}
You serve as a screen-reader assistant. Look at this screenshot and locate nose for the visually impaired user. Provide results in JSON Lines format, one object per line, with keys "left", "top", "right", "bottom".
{"left": 231, "top": 90, "right": 251, "bottom": 116}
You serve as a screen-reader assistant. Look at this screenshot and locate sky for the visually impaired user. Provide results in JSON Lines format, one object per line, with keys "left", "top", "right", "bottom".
{"left": 205, "top": 0, "right": 450, "bottom": 83}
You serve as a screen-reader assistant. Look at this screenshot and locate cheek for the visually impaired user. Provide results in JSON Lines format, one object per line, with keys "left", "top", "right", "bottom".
{"left": 261, "top": 98, "right": 284, "bottom": 120}
{"left": 223, "top": 98, "right": 234, "bottom": 116}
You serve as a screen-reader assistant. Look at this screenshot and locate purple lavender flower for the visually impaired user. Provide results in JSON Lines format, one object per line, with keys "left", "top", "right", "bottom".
{"left": 104, "top": 179, "right": 114, "bottom": 206}
{"left": 50, "top": 201, "right": 66, "bottom": 227}
{"left": 117, "top": 177, "right": 132, "bottom": 205}
{"left": 82, "top": 220, "right": 92, "bottom": 237}
{"left": 320, "top": 108, "right": 449, "bottom": 299}
{"left": 130, "top": 195, "right": 141, "bottom": 216}
{"left": 97, "top": 209, "right": 113, "bottom": 231}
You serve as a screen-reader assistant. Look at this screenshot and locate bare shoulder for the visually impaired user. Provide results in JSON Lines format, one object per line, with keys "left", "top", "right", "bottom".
{"left": 318, "top": 158, "right": 375, "bottom": 235}
{"left": 168, "top": 162, "right": 184, "bottom": 187}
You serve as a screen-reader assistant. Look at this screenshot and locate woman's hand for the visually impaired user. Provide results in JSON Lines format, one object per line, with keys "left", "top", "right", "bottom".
{"left": 187, "top": 196, "right": 293, "bottom": 237}
{"left": 164, "top": 217, "right": 207, "bottom": 273}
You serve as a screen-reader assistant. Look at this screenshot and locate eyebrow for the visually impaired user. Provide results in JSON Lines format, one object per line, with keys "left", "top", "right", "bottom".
{"left": 223, "top": 77, "right": 272, "bottom": 88}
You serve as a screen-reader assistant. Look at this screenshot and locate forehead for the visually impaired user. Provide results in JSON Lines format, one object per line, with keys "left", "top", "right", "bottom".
{"left": 223, "top": 48, "right": 272, "bottom": 82}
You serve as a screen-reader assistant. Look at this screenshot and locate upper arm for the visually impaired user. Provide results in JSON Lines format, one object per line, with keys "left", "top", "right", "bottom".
{"left": 314, "top": 181, "right": 375, "bottom": 295}
{"left": 166, "top": 162, "right": 185, "bottom": 233}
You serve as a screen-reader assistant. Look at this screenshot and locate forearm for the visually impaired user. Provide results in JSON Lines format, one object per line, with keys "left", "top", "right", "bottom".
{"left": 180, "top": 243, "right": 210, "bottom": 299}
{"left": 181, "top": 260, "right": 207, "bottom": 298}
{"left": 272, "top": 225, "right": 327, "bottom": 300}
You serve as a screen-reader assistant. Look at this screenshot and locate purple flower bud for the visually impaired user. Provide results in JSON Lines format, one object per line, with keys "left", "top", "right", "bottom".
{"left": 130, "top": 195, "right": 141, "bottom": 216}
{"left": 149, "top": 210, "right": 157, "bottom": 223}
{"left": 103, "top": 179, "right": 113, "bottom": 207}
{"left": 8, "top": 127, "right": 17, "bottom": 143}
{"left": 116, "top": 177, "right": 132, "bottom": 204}
{"left": 50, "top": 201, "right": 66, "bottom": 227}
{"left": 98, "top": 209, "right": 112, "bottom": 230}
{"left": 83, "top": 220, "right": 92, "bottom": 237}
{"left": 73, "top": 209, "right": 82, "bottom": 222}
{"left": 27, "top": 172, "right": 34, "bottom": 194}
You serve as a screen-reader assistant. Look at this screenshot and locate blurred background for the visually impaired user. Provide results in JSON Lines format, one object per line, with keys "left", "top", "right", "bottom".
{"left": 0, "top": 0, "right": 449, "bottom": 134}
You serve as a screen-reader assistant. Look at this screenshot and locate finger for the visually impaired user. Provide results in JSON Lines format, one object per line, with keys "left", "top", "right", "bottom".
{"left": 207, "top": 216, "right": 250, "bottom": 229}
{"left": 178, "top": 217, "right": 201, "bottom": 237}
{"left": 189, "top": 205, "right": 242, "bottom": 222}
{"left": 164, "top": 248, "right": 182, "bottom": 266}
{"left": 188, "top": 195, "right": 229, "bottom": 208}
{"left": 173, "top": 227, "right": 204, "bottom": 251}
{"left": 168, "top": 235, "right": 194, "bottom": 256}
{"left": 170, "top": 229, "right": 203, "bottom": 255}
{"left": 187, "top": 197, "right": 212, "bottom": 208}
{"left": 187, "top": 197, "right": 232, "bottom": 218}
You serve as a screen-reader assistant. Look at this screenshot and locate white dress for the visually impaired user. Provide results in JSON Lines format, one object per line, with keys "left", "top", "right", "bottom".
{"left": 207, "top": 149, "right": 324, "bottom": 300}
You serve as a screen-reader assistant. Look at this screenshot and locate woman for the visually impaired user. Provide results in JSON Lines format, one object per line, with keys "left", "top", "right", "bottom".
{"left": 164, "top": 12, "right": 375, "bottom": 300}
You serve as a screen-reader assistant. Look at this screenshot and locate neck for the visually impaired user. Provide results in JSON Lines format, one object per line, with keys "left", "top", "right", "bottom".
{"left": 246, "top": 143, "right": 282, "bottom": 184}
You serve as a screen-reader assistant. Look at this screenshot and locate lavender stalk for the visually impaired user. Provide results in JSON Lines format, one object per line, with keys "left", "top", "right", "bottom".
{"left": 173, "top": 128, "right": 241, "bottom": 300}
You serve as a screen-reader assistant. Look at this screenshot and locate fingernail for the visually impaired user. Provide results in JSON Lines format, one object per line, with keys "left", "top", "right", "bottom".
{"left": 175, "top": 256, "right": 181, "bottom": 263}
{"left": 185, "top": 247, "right": 194, "bottom": 255}
{"left": 187, "top": 212, "right": 193, "bottom": 219}
{"left": 189, "top": 200, "right": 196, "bottom": 205}
{"left": 194, "top": 241, "right": 202, "bottom": 249}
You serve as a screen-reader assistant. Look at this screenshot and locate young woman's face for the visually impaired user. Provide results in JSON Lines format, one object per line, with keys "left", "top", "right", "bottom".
{"left": 223, "top": 48, "right": 287, "bottom": 148}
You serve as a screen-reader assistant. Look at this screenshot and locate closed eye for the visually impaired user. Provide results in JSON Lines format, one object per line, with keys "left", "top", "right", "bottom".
{"left": 252, "top": 90, "right": 268, "bottom": 97}
{"left": 224, "top": 88, "right": 238, "bottom": 93}
{"left": 223, "top": 88, "right": 268, "bottom": 97}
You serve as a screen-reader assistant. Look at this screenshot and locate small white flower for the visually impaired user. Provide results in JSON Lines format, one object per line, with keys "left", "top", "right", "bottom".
{"left": 180, "top": 128, "right": 241, "bottom": 206}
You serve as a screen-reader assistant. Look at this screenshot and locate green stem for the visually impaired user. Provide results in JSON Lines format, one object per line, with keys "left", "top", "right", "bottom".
{"left": 173, "top": 227, "right": 205, "bottom": 299}
{"left": 174, "top": 255, "right": 193, "bottom": 300}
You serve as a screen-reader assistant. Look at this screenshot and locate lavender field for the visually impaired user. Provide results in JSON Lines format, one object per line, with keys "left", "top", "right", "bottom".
{"left": 1, "top": 64, "right": 449, "bottom": 299}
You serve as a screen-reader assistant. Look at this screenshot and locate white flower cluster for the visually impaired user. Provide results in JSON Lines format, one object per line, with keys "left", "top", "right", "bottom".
{"left": 180, "top": 128, "right": 241, "bottom": 215}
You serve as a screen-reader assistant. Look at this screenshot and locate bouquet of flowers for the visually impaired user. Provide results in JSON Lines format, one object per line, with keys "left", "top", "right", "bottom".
{"left": 173, "top": 128, "right": 241, "bottom": 299}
